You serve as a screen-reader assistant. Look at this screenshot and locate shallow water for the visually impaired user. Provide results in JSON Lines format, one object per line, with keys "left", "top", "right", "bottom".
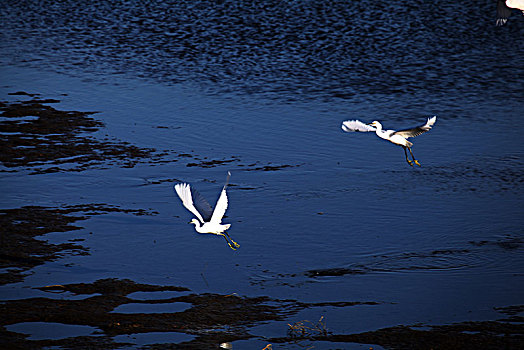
{"left": 5, "top": 322, "right": 102, "bottom": 341}
{"left": 1, "top": 1, "right": 523, "bottom": 349}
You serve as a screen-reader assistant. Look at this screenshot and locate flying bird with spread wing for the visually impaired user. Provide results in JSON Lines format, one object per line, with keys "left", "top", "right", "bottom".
{"left": 341, "top": 116, "right": 437, "bottom": 166}
{"left": 174, "top": 171, "right": 240, "bottom": 250}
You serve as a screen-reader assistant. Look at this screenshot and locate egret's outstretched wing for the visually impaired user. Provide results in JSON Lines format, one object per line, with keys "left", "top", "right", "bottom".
{"left": 189, "top": 186, "right": 214, "bottom": 222}
{"left": 210, "top": 172, "right": 231, "bottom": 225}
{"left": 174, "top": 183, "right": 213, "bottom": 223}
{"left": 392, "top": 116, "right": 436, "bottom": 139}
{"left": 341, "top": 120, "right": 376, "bottom": 132}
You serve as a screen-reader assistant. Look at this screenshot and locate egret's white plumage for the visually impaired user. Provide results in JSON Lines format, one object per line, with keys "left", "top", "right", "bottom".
{"left": 341, "top": 120, "right": 376, "bottom": 133}
{"left": 497, "top": 0, "right": 524, "bottom": 26}
{"left": 341, "top": 116, "right": 437, "bottom": 166}
{"left": 174, "top": 171, "right": 239, "bottom": 249}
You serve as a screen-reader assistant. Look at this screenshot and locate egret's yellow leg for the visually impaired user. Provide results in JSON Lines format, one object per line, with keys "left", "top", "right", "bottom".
{"left": 218, "top": 233, "right": 239, "bottom": 250}
{"left": 224, "top": 232, "right": 240, "bottom": 248}
{"left": 403, "top": 147, "right": 414, "bottom": 166}
{"left": 407, "top": 147, "right": 421, "bottom": 167}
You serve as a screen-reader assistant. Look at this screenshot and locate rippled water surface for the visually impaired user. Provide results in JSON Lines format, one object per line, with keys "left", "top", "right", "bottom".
{"left": 1, "top": 1, "right": 523, "bottom": 349}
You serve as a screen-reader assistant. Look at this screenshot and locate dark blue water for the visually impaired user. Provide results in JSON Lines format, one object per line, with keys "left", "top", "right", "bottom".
{"left": 1, "top": 1, "right": 523, "bottom": 349}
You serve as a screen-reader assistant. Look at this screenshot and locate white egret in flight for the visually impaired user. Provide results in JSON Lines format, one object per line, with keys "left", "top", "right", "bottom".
{"left": 341, "top": 116, "right": 437, "bottom": 166}
{"left": 174, "top": 171, "right": 239, "bottom": 250}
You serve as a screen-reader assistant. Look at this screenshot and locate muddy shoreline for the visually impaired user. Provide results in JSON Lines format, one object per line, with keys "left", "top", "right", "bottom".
{"left": 1, "top": 278, "right": 522, "bottom": 349}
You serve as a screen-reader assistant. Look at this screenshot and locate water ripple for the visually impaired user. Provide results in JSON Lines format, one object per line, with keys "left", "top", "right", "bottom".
{"left": 1, "top": 0, "right": 523, "bottom": 102}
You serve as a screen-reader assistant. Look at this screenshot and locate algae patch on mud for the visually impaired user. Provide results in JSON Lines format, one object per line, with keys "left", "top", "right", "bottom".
{"left": 0, "top": 95, "right": 162, "bottom": 174}
{"left": 0, "top": 278, "right": 293, "bottom": 349}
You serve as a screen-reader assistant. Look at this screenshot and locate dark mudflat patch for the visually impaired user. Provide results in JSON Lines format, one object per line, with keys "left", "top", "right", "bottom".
{"left": 186, "top": 156, "right": 241, "bottom": 168}
{"left": 0, "top": 278, "right": 289, "bottom": 349}
{"left": 0, "top": 278, "right": 387, "bottom": 349}
{"left": 0, "top": 205, "right": 157, "bottom": 285}
{"left": 2, "top": 278, "right": 521, "bottom": 349}
{"left": 0, "top": 97, "right": 166, "bottom": 174}
{"left": 8, "top": 91, "right": 40, "bottom": 97}
{"left": 243, "top": 163, "right": 298, "bottom": 172}
{"left": 37, "top": 278, "right": 190, "bottom": 296}
{"left": 186, "top": 157, "right": 301, "bottom": 172}
{"left": 495, "top": 305, "right": 524, "bottom": 317}
{"left": 270, "top": 320, "right": 524, "bottom": 350}
{"left": 305, "top": 267, "right": 367, "bottom": 277}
